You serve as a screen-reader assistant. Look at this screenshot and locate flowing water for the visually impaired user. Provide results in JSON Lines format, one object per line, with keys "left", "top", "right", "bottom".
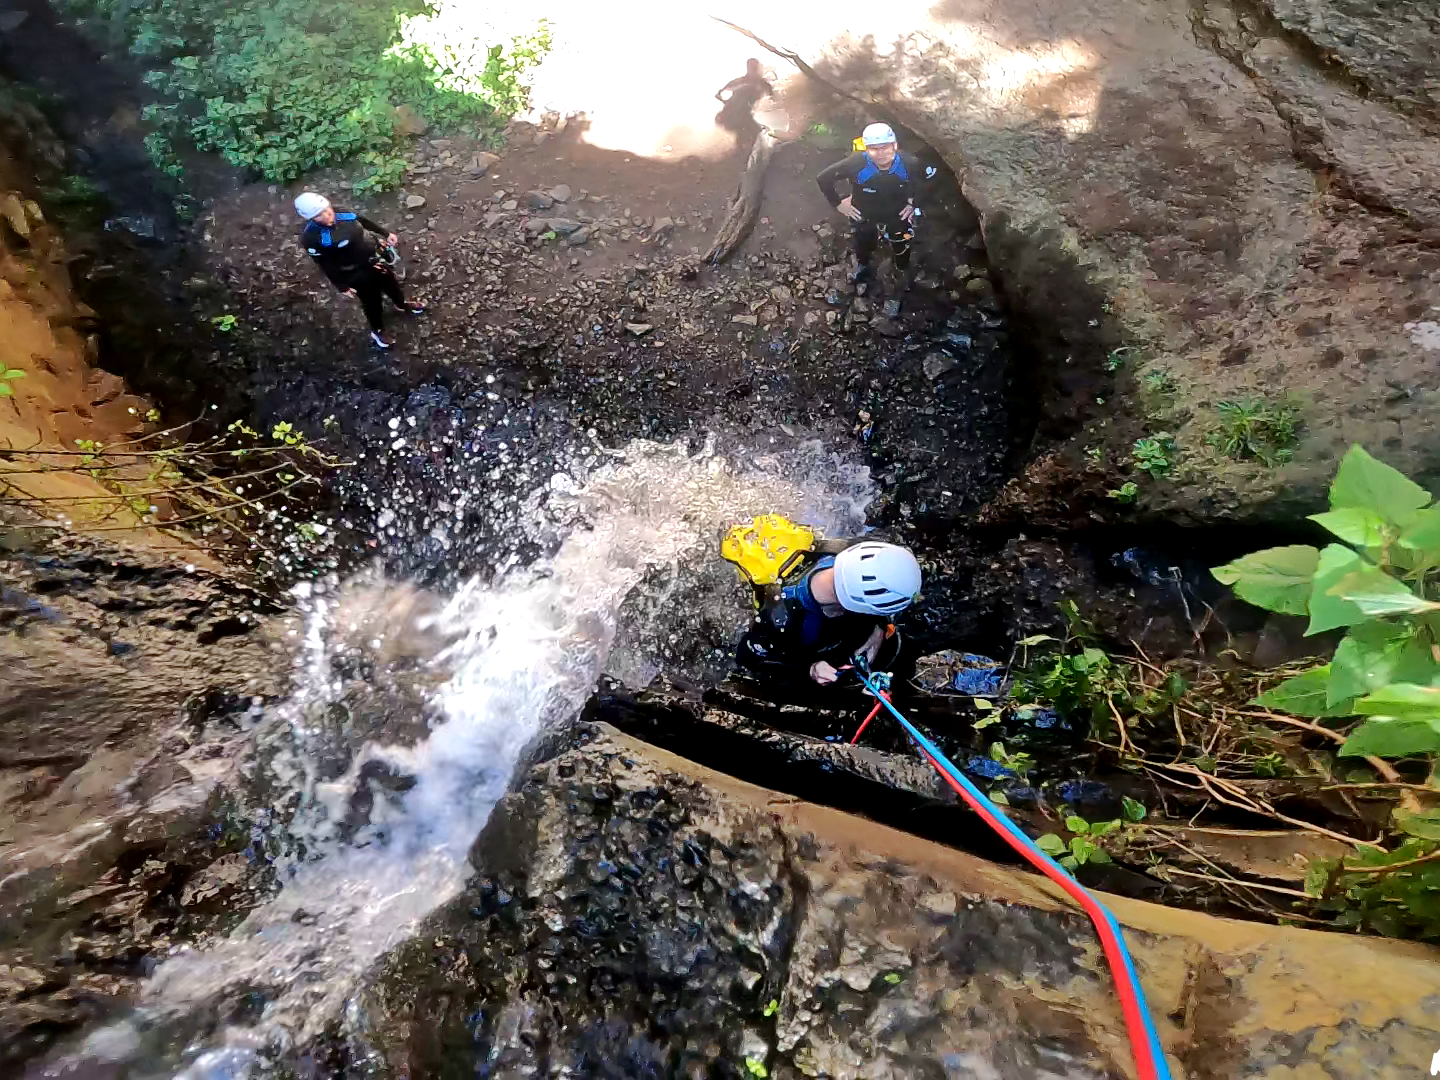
{"left": 70, "top": 437, "right": 873, "bottom": 1077}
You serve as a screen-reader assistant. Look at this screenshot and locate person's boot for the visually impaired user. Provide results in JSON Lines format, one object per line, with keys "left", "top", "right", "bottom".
{"left": 395, "top": 301, "right": 425, "bottom": 315}
{"left": 849, "top": 261, "right": 871, "bottom": 287}
{"left": 370, "top": 330, "right": 393, "bottom": 349}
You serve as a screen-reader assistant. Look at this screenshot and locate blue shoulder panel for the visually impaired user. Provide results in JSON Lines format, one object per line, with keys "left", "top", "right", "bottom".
{"left": 335, "top": 211, "right": 357, "bottom": 221}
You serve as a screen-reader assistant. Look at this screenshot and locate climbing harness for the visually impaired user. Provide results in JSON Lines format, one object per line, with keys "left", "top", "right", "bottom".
{"left": 721, "top": 514, "right": 817, "bottom": 589}
{"left": 849, "top": 663, "right": 1173, "bottom": 1080}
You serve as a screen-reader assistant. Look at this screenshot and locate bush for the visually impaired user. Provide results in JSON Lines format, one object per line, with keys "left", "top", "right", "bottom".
{"left": 55, "top": 0, "right": 550, "bottom": 187}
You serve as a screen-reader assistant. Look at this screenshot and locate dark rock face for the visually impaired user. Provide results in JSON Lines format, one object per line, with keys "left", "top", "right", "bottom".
{"left": 360, "top": 725, "right": 1440, "bottom": 1079}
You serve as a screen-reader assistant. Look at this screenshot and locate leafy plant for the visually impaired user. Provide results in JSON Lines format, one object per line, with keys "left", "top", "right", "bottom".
{"left": 1303, "top": 808, "right": 1440, "bottom": 939}
{"left": 1141, "top": 368, "right": 1178, "bottom": 394}
{"left": 1212, "top": 445, "right": 1440, "bottom": 763}
{"left": 1208, "top": 396, "right": 1300, "bottom": 466}
{"left": 1107, "top": 481, "right": 1138, "bottom": 504}
{"left": 1104, "top": 346, "right": 1136, "bottom": 373}
{"left": 744, "top": 1058, "right": 768, "bottom": 1078}
{"left": 988, "top": 741, "right": 1034, "bottom": 781}
{"left": 1132, "top": 434, "right": 1175, "bottom": 478}
{"left": 1036, "top": 798, "right": 1150, "bottom": 871}
{"left": 55, "top": 0, "right": 551, "bottom": 188}
{"left": 211, "top": 313, "right": 239, "bottom": 332}
{"left": 0, "top": 368, "right": 25, "bottom": 397}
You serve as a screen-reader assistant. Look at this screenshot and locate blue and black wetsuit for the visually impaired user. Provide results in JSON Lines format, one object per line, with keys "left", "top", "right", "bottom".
{"left": 300, "top": 211, "right": 407, "bottom": 332}
{"left": 736, "top": 553, "right": 895, "bottom": 687}
{"left": 816, "top": 150, "right": 929, "bottom": 273}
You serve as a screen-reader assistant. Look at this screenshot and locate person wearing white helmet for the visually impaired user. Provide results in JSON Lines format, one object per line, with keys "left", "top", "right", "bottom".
{"left": 816, "top": 122, "right": 937, "bottom": 311}
{"left": 294, "top": 192, "right": 425, "bottom": 350}
{"left": 734, "top": 529, "right": 922, "bottom": 688}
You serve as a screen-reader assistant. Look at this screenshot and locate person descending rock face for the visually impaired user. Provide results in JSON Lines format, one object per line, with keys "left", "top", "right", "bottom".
{"left": 294, "top": 192, "right": 425, "bottom": 350}
{"left": 723, "top": 515, "right": 922, "bottom": 688}
{"left": 816, "top": 123, "right": 937, "bottom": 307}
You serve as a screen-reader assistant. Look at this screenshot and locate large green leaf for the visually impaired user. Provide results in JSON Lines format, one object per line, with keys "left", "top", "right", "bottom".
{"left": 1254, "top": 666, "right": 1356, "bottom": 718}
{"left": 1330, "top": 567, "right": 1440, "bottom": 617}
{"left": 1338, "top": 716, "right": 1440, "bottom": 758}
{"left": 1398, "top": 505, "right": 1440, "bottom": 560}
{"left": 1211, "top": 545, "right": 1319, "bottom": 616}
{"left": 1329, "top": 445, "right": 1432, "bottom": 528}
{"left": 1328, "top": 623, "right": 1440, "bottom": 706}
{"left": 1353, "top": 682, "right": 1440, "bottom": 718}
{"left": 1309, "top": 507, "right": 1391, "bottom": 549}
{"left": 1306, "top": 544, "right": 1366, "bottom": 635}
{"left": 1394, "top": 808, "right": 1440, "bottom": 841}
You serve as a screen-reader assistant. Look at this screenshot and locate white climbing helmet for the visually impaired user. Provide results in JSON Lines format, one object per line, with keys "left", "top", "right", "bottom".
{"left": 294, "top": 192, "right": 331, "bottom": 220}
{"left": 861, "top": 123, "right": 897, "bottom": 147}
{"left": 833, "top": 542, "right": 922, "bottom": 616}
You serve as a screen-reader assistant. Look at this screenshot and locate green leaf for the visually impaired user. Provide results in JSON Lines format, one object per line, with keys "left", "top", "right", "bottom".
{"left": 1017, "top": 634, "right": 1056, "bottom": 647}
{"left": 1088, "top": 847, "right": 1113, "bottom": 864}
{"left": 1069, "top": 836, "right": 1099, "bottom": 864}
{"left": 762, "top": 998, "right": 779, "bottom": 1017}
{"left": 1, "top": 369, "right": 24, "bottom": 379}
{"left": 1035, "top": 833, "right": 1067, "bottom": 856}
{"left": 1088, "top": 820, "right": 1120, "bottom": 837}
{"left": 1393, "top": 808, "right": 1440, "bottom": 841}
{"left": 1330, "top": 567, "right": 1440, "bottom": 617}
{"left": 1329, "top": 444, "right": 1432, "bottom": 528}
{"left": 1352, "top": 683, "right": 1440, "bottom": 718}
{"left": 1121, "top": 796, "right": 1148, "bottom": 822}
{"left": 987, "top": 788, "right": 1009, "bottom": 805}
{"left": 1211, "top": 545, "right": 1320, "bottom": 615}
{"left": 744, "top": 1058, "right": 768, "bottom": 1078}
{"left": 972, "top": 697, "right": 995, "bottom": 711}
{"left": 882, "top": 972, "right": 903, "bottom": 985}
{"left": 1338, "top": 716, "right": 1440, "bottom": 758}
{"left": 1303, "top": 858, "right": 1335, "bottom": 897}
{"left": 1308, "top": 507, "right": 1391, "bottom": 549}
{"left": 1065, "top": 815, "right": 1090, "bottom": 834}
{"left": 1059, "top": 854, "right": 1079, "bottom": 870}
{"left": 1254, "top": 666, "right": 1356, "bottom": 718}
{"left": 1328, "top": 623, "right": 1439, "bottom": 706}
{"left": 1397, "top": 505, "right": 1440, "bottom": 559}
{"left": 1306, "top": 544, "right": 1366, "bottom": 635}
{"left": 0, "top": 383, "right": 11, "bottom": 397}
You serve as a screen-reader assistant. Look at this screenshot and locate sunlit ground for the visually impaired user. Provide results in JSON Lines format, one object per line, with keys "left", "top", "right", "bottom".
{"left": 400, "top": 0, "right": 1102, "bottom": 159}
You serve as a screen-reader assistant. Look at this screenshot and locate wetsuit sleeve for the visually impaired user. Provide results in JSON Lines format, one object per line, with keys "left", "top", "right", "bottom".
{"left": 356, "top": 214, "right": 390, "bottom": 236}
{"left": 816, "top": 153, "right": 864, "bottom": 208}
{"left": 904, "top": 153, "right": 934, "bottom": 205}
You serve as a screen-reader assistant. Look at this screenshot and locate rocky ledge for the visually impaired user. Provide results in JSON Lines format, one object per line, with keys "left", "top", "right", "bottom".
{"left": 360, "top": 724, "right": 1440, "bottom": 1079}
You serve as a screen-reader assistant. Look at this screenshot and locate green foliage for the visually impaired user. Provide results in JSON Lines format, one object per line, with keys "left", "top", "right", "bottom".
{"left": 762, "top": 999, "right": 779, "bottom": 1018}
{"left": 744, "top": 1058, "right": 768, "bottom": 1078}
{"left": 1212, "top": 445, "right": 1440, "bottom": 764}
{"left": 1141, "top": 368, "right": 1178, "bottom": 394}
{"left": 1208, "top": 396, "right": 1300, "bottom": 466}
{"left": 1104, "top": 346, "right": 1136, "bottom": 373}
{"left": 988, "top": 741, "right": 1034, "bottom": 781}
{"left": 211, "top": 313, "right": 239, "bottom": 332}
{"left": 1304, "top": 808, "right": 1440, "bottom": 940}
{"left": 1107, "top": 481, "right": 1138, "bottom": 504}
{"left": 1036, "top": 808, "right": 1145, "bottom": 871}
{"left": 1132, "top": 434, "right": 1175, "bottom": 479}
{"left": 56, "top": 0, "right": 550, "bottom": 187}
{"left": 0, "top": 368, "right": 25, "bottom": 397}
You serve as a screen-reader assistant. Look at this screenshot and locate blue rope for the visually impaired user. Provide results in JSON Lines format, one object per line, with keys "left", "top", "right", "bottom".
{"left": 855, "top": 670, "right": 1172, "bottom": 1080}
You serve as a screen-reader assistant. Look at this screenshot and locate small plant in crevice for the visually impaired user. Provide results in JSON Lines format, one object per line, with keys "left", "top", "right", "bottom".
{"left": 1131, "top": 434, "right": 1176, "bottom": 479}
{"left": 1141, "top": 367, "right": 1178, "bottom": 395}
{"left": 1208, "top": 396, "right": 1300, "bottom": 466}
{"left": 1103, "top": 346, "right": 1136, "bottom": 373}
{"left": 1036, "top": 799, "right": 1147, "bottom": 871}
{"left": 211, "top": 313, "right": 239, "bottom": 332}
{"left": 0, "top": 367, "right": 25, "bottom": 397}
{"left": 1107, "top": 481, "right": 1138, "bottom": 504}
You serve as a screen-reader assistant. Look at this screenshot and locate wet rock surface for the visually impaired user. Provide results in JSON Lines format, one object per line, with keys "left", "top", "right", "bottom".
{"left": 359, "top": 725, "right": 1440, "bottom": 1079}
{"left": 0, "top": 528, "right": 285, "bottom": 1067}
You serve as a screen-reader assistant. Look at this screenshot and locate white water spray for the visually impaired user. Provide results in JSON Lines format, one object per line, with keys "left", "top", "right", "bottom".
{"left": 102, "top": 438, "right": 870, "bottom": 1072}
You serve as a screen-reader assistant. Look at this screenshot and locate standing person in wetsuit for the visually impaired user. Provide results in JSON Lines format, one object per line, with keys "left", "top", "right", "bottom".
{"left": 736, "top": 540, "right": 922, "bottom": 689}
{"left": 816, "top": 123, "right": 936, "bottom": 311}
{"left": 294, "top": 192, "right": 425, "bottom": 350}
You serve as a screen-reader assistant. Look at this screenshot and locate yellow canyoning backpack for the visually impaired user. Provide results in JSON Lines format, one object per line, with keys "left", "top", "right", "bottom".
{"left": 721, "top": 514, "right": 817, "bottom": 591}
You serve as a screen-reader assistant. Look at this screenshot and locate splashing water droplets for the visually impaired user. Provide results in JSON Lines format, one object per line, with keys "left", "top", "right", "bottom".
{"left": 87, "top": 438, "right": 870, "bottom": 1074}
